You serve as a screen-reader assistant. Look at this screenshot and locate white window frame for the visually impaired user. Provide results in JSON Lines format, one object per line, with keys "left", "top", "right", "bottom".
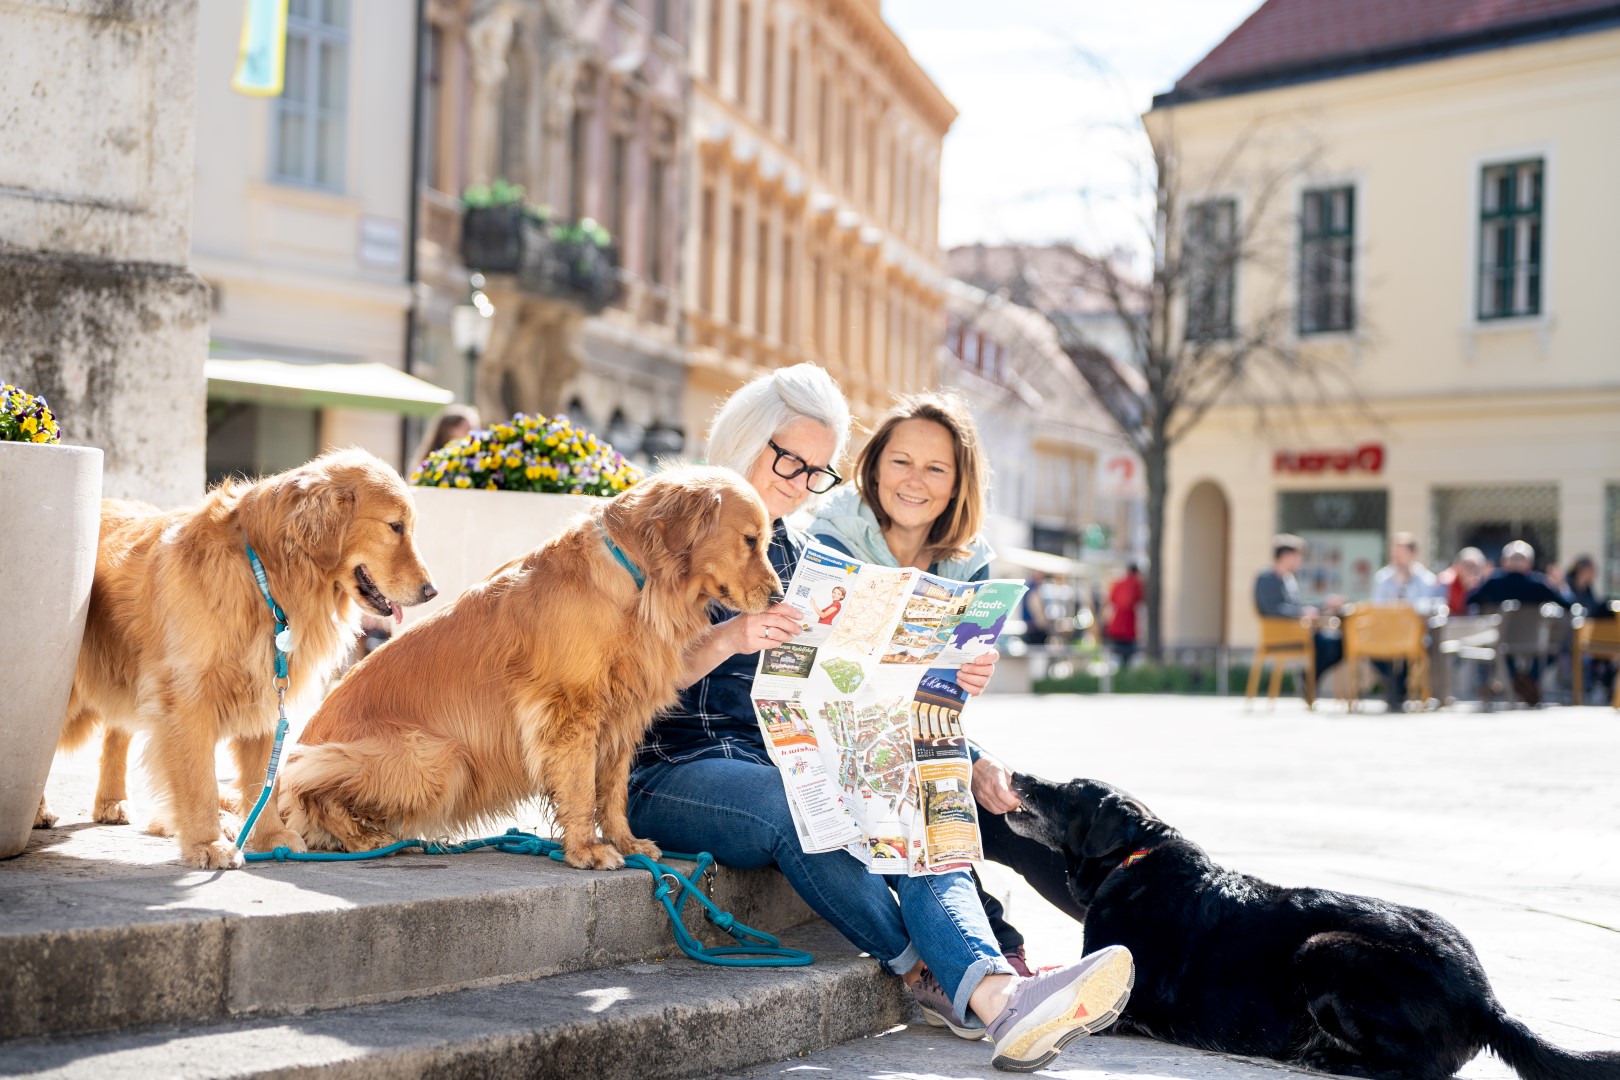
{"left": 1184, "top": 196, "right": 1239, "bottom": 343}
{"left": 1295, "top": 177, "right": 1362, "bottom": 338}
{"left": 272, "top": 0, "right": 350, "bottom": 192}
{"left": 1465, "top": 143, "right": 1554, "bottom": 332}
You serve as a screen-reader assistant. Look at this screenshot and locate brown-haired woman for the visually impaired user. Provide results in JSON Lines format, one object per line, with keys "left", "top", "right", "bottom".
{"left": 814, "top": 391, "right": 989, "bottom": 576}
{"left": 810, "top": 391, "right": 1079, "bottom": 993}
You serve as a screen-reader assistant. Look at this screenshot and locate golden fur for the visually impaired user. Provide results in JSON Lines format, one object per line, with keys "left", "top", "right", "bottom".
{"left": 277, "top": 466, "right": 779, "bottom": 869}
{"left": 40, "top": 449, "right": 435, "bottom": 869}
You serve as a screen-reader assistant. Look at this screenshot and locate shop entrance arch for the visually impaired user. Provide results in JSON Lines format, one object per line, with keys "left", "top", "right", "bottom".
{"left": 1180, "top": 480, "right": 1230, "bottom": 646}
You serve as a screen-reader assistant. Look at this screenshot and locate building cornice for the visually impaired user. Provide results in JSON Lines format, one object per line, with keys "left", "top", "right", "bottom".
{"left": 821, "top": 0, "right": 957, "bottom": 134}
{"left": 1187, "top": 384, "right": 1620, "bottom": 430}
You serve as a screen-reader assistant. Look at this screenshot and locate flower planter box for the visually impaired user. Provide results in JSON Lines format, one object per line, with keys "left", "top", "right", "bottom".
{"left": 403, "top": 486, "right": 600, "bottom": 628}
{"left": 0, "top": 442, "right": 102, "bottom": 858}
{"left": 460, "top": 204, "right": 526, "bottom": 275}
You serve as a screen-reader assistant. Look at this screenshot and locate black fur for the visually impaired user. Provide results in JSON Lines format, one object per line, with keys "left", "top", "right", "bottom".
{"left": 1002, "top": 774, "right": 1620, "bottom": 1080}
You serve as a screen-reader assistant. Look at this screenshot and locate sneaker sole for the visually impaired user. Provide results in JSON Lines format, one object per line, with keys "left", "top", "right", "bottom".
{"left": 991, "top": 947, "right": 1135, "bottom": 1072}
{"left": 920, "top": 1004, "right": 987, "bottom": 1041}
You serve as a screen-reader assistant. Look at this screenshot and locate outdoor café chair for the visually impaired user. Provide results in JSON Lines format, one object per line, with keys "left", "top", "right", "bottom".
{"left": 1246, "top": 616, "right": 1316, "bottom": 709}
{"left": 1572, "top": 602, "right": 1620, "bottom": 708}
{"left": 1339, "top": 605, "right": 1429, "bottom": 712}
{"left": 1467, "top": 601, "right": 1571, "bottom": 708}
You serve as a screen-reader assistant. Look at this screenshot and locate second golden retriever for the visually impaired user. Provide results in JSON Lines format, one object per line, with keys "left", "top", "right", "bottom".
{"left": 277, "top": 466, "right": 780, "bottom": 869}
{"left": 42, "top": 449, "right": 436, "bottom": 868}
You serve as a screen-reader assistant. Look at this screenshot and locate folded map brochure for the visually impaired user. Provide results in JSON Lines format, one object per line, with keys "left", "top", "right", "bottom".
{"left": 750, "top": 542, "right": 1028, "bottom": 876}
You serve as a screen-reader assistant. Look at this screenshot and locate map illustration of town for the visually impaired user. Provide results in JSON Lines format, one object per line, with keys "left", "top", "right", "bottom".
{"left": 820, "top": 696, "right": 920, "bottom": 820}
{"left": 752, "top": 542, "right": 1027, "bottom": 874}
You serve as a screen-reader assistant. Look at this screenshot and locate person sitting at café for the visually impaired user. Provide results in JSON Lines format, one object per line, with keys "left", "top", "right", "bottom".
{"left": 1465, "top": 540, "right": 1569, "bottom": 706}
{"left": 1368, "top": 532, "right": 1440, "bottom": 709}
{"left": 1438, "top": 546, "right": 1487, "bottom": 615}
{"left": 1254, "top": 534, "right": 1344, "bottom": 694}
{"left": 1567, "top": 555, "right": 1617, "bottom": 700}
{"left": 1566, "top": 555, "right": 1613, "bottom": 617}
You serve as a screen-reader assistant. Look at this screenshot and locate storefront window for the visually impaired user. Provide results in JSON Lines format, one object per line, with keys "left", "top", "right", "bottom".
{"left": 1277, "top": 489, "right": 1388, "bottom": 604}
{"left": 1431, "top": 484, "right": 1558, "bottom": 571}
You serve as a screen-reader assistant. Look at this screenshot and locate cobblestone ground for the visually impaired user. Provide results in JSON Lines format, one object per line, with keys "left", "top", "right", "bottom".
{"left": 725, "top": 693, "right": 1620, "bottom": 1079}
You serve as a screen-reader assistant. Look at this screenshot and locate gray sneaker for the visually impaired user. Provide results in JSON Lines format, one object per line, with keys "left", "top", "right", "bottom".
{"left": 985, "top": 944, "right": 1134, "bottom": 1071}
{"left": 910, "top": 967, "right": 986, "bottom": 1040}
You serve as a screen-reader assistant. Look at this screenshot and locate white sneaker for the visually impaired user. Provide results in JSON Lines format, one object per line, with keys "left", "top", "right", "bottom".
{"left": 985, "top": 944, "right": 1134, "bottom": 1071}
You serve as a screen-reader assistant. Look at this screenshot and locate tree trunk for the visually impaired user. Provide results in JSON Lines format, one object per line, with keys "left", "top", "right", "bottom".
{"left": 1144, "top": 432, "right": 1169, "bottom": 662}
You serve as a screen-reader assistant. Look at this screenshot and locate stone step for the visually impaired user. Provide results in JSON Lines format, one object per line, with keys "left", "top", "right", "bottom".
{"left": 0, "top": 819, "right": 818, "bottom": 1041}
{"left": 0, "top": 922, "right": 911, "bottom": 1080}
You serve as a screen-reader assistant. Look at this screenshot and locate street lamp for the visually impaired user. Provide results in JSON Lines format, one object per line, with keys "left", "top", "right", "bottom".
{"left": 451, "top": 272, "right": 495, "bottom": 406}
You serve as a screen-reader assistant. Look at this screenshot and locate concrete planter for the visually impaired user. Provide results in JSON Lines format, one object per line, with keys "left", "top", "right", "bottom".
{"left": 404, "top": 486, "right": 601, "bottom": 627}
{"left": 0, "top": 441, "right": 102, "bottom": 858}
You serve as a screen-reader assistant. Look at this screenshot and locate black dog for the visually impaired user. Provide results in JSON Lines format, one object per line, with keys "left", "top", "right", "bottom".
{"left": 997, "top": 774, "right": 1620, "bottom": 1080}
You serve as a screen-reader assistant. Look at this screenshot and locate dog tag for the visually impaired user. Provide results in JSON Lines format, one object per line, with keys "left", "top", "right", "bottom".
{"left": 275, "top": 627, "right": 294, "bottom": 654}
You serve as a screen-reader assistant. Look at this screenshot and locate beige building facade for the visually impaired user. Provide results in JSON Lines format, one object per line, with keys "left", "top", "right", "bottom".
{"left": 1148, "top": 7, "right": 1620, "bottom": 650}
{"left": 414, "top": 0, "right": 690, "bottom": 462}
{"left": 941, "top": 281, "right": 1143, "bottom": 579}
{"left": 683, "top": 0, "right": 955, "bottom": 448}
{"left": 192, "top": 1, "right": 444, "bottom": 482}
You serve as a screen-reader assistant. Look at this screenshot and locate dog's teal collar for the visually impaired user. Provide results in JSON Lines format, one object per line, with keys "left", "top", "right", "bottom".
{"left": 601, "top": 529, "right": 645, "bottom": 590}
{"left": 243, "top": 538, "right": 291, "bottom": 679}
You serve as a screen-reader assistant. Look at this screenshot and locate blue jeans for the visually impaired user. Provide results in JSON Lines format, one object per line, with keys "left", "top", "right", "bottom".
{"left": 628, "top": 756, "right": 1013, "bottom": 1021}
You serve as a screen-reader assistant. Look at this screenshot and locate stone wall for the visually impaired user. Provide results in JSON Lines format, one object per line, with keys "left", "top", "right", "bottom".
{"left": 0, "top": 0, "right": 208, "bottom": 506}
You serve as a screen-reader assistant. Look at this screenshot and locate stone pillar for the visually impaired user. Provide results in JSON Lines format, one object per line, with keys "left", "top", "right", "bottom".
{"left": 0, "top": 1, "right": 209, "bottom": 507}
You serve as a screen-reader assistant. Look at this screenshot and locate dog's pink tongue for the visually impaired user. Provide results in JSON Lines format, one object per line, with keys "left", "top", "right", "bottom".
{"left": 391, "top": 601, "right": 403, "bottom": 625}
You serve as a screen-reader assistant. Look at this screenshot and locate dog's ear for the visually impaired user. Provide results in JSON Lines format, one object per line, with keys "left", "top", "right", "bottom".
{"left": 1080, "top": 792, "right": 1149, "bottom": 860}
{"left": 654, "top": 483, "right": 724, "bottom": 564}
{"left": 605, "top": 474, "right": 725, "bottom": 575}
{"left": 285, "top": 470, "right": 356, "bottom": 569}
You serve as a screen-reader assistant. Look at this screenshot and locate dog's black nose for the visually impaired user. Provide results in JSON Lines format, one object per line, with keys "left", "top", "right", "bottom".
{"left": 420, "top": 583, "right": 439, "bottom": 602}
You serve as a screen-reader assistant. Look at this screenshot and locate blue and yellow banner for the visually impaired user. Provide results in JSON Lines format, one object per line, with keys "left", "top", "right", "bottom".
{"left": 232, "top": 0, "right": 290, "bottom": 97}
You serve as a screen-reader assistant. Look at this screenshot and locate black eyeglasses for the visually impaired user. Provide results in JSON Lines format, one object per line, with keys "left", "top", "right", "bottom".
{"left": 768, "top": 439, "right": 843, "bottom": 494}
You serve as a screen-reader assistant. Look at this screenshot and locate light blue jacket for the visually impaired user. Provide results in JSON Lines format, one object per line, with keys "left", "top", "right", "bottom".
{"left": 807, "top": 487, "right": 995, "bottom": 582}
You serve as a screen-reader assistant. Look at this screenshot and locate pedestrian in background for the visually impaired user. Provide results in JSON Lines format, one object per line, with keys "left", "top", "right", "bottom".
{"left": 411, "top": 404, "right": 481, "bottom": 470}
{"left": 1103, "top": 563, "right": 1143, "bottom": 670}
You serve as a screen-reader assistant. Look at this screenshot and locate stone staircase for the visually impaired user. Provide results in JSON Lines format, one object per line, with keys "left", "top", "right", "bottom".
{"left": 0, "top": 819, "right": 910, "bottom": 1078}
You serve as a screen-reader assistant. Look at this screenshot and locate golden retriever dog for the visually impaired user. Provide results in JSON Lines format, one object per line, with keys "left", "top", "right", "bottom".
{"left": 277, "top": 466, "right": 779, "bottom": 870}
{"left": 38, "top": 449, "right": 436, "bottom": 869}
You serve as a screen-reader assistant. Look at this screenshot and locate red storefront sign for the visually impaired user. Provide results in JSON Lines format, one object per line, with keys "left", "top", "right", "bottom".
{"left": 1273, "top": 443, "right": 1385, "bottom": 475}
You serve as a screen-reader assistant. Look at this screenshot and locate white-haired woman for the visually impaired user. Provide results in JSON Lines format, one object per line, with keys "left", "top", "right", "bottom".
{"left": 627, "top": 364, "right": 1132, "bottom": 1071}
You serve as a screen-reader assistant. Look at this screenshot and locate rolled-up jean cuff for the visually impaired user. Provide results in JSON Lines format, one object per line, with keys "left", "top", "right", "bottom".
{"left": 885, "top": 943, "right": 920, "bottom": 978}
{"left": 956, "top": 955, "right": 1015, "bottom": 1022}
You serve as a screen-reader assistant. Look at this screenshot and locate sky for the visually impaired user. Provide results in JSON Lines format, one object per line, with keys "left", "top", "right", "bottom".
{"left": 882, "top": 0, "right": 1263, "bottom": 256}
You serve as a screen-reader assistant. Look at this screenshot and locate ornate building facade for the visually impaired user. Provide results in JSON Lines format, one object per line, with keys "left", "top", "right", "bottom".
{"left": 415, "top": 0, "right": 689, "bottom": 460}
{"left": 682, "top": 0, "right": 955, "bottom": 449}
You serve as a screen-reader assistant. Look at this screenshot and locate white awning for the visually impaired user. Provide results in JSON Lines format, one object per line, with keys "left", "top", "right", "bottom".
{"left": 205, "top": 359, "right": 455, "bottom": 417}
{"left": 995, "top": 546, "right": 1091, "bottom": 579}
